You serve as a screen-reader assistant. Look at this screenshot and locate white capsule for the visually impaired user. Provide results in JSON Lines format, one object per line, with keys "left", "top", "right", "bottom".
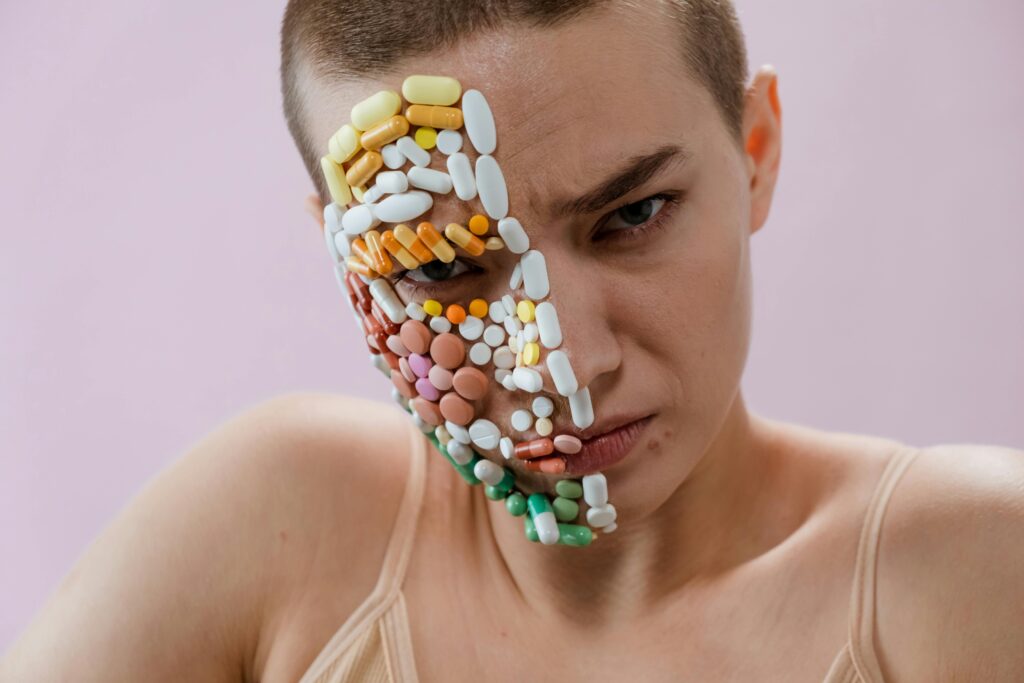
{"left": 461, "top": 89, "right": 497, "bottom": 155}
{"left": 446, "top": 420, "right": 471, "bottom": 444}
{"left": 436, "top": 129, "right": 463, "bottom": 155}
{"left": 582, "top": 473, "right": 609, "bottom": 507}
{"left": 407, "top": 166, "right": 453, "bottom": 194}
{"left": 473, "top": 458, "right": 506, "bottom": 486}
{"left": 469, "top": 342, "right": 492, "bottom": 365}
{"left": 369, "top": 279, "right": 407, "bottom": 324}
{"left": 396, "top": 135, "right": 430, "bottom": 167}
{"left": 499, "top": 437, "right": 514, "bottom": 460}
{"left": 429, "top": 316, "right": 452, "bottom": 334}
{"left": 324, "top": 203, "right": 346, "bottom": 234}
{"left": 545, "top": 350, "right": 578, "bottom": 396}
{"left": 523, "top": 323, "right": 539, "bottom": 343}
{"left": 534, "top": 511, "right": 560, "bottom": 545}
{"left": 509, "top": 262, "right": 523, "bottom": 290}
{"left": 381, "top": 143, "right": 406, "bottom": 169}
{"left": 497, "top": 217, "right": 529, "bottom": 254}
{"left": 469, "top": 419, "right": 501, "bottom": 450}
{"left": 446, "top": 152, "right": 477, "bottom": 201}
{"left": 373, "top": 190, "right": 433, "bottom": 223}
{"left": 534, "top": 302, "right": 562, "bottom": 349}
{"left": 501, "top": 373, "right": 517, "bottom": 391}
{"left": 362, "top": 184, "right": 384, "bottom": 205}
{"left": 492, "top": 347, "right": 515, "bottom": 369}
{"left": 520, "top": 250, "right": 549, "bottom": 300}
{"left": 512, "top": 367, "right": 543, "bottom": 393}
{"left": 511, "top": 410, "right": 533, "bottom": 432}
{"left": 531, "top": 396, "right": 554, "bottom": 418}
{"left": 488, "top": 300, "right": 507, "bottom": 324}
{"left": 375, "top": 170, "right": 409, "bottom": 194}
{"left": 501, "top": 295, "right": 517, "bottom": 316}
{"left": 586, "top": 503, "right": 617, "bottom": 528}
{"left": 483, "top": 324, "right": 506, "bottom": 347}
{"left": 569, "top": 387, "right": 595, "bottom": 429}
{"left": 475, "top": 155, "right": 508, "bottom": 220}
{"left": 447, "top": 440, "right": 474, "bottom": 465}
{"left": 342, "top": 204, "right": 379, "bottom": 235}
{"left": 405, "top": 301, "right": 427, "bottom": 321}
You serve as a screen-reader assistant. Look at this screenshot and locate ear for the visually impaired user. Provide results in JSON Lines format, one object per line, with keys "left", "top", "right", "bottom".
{"left": 741, "top": 64, "right": 782, "bottom": 235}
{"left": 304, "top": 193, "right": 326, "bottom": 233}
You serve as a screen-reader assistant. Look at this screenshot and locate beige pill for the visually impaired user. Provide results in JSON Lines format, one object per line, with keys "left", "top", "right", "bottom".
{"left": 402, "top": 75, "right": 462, "bottom": 106}
{"left": 320, "top": 156, "right": 352, "bottom": 205}
{"left": 405, "top": 105, "right": 463, "bottom": 130}
{"left": 360, "top": 115, "right": 410, "bottom": 151}
{"left": 351, "top": 90, "right": 401, "bottom": 131}
{"left": 345, "top": 150, "right": 383, "bottom": 190}
{"left": 328, "top": 124, "right": 361, "bottom": 164}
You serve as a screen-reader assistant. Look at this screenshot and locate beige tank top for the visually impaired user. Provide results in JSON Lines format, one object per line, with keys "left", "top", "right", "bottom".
{"left": 298, "top": 422, "right": 921, "bottom": 683}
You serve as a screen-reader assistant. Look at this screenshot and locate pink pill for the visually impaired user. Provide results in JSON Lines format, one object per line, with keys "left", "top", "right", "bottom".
{"left": 408, "top": 353, "right": 433, "bottom": 378}
{"left": 553, "top": 435, "right": 583, "bottom": 454}
{"left": 428, "top": 365, "right": 454, "bottom": 391}
{"left": 415, "top": 377, "right": 441, "bottom": 401}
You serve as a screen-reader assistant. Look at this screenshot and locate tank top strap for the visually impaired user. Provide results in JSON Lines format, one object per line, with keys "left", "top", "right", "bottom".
{"left": 846, "top": 445, "right": 921, "bottom": 682}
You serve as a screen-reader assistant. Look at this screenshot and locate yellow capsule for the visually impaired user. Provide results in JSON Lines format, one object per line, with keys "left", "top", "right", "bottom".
{"left": 351, "top": 90, "right": 401, "bottom": 131}
{"left": 393, "top": 224, "right": 435, "bottom": 263}
{"left": 320, "top": 156, "right": 352, "bottom": 205}
{"left": 468, "top": 214, "right": 489, "bottom": 235}
{"left": 423, "top": 299, "right": 443, "bottom": 317}
{"left": 405, "top": 104, "right": 463, "bottom": 130}
{"left": 517, "top": 299, "right": 535, "bottom": 323}
{"left": 363, "top": 230, "right": 393, "bottom": 276}
{"left": 414, "top": 126, "right": 438, "bottom": 149}
{"left": 381, "top": 230, "right": 420, "bottom": 271}
{"left": 402, "top": 75, "right": 462, "bottom": 106}
{"left": 522, "top": 342, "right": 540, "bottom": 366}
{"left": 444, "top": 223, "right": 485, "bottom": 256}
{"left": 345, "top": 150, "right": 383, "bottom": 190}
{"left": 416, "top": 222, "right": 456, "bottom": 263}
{"left": 328, "top": 124, "right": 361, "bottom": 164}
{"left": 360, "top": 115, "right": 409, "bottom": 150}
{"left": 350, "top": 238, "right": 375, "bottom": 270}
{"left": 345, "top": 256, "right": 376, "bottom": 279}
{"left": 484, "top": 236, "right": 505, "bottom": 251}
{"left": 468, "top": 299, "right": 488, "bottom": 318}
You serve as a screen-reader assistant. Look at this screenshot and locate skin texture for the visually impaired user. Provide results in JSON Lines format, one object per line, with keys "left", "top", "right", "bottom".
{"left": 4, "top": 3, "right": 1023, "bottom": 681}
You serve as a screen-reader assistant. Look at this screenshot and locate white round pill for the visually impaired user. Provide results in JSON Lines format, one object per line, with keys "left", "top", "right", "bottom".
{"left": 469, "top": 342, "right": 492, "bottom": 365}
{"left": 436, "top": 129, "right": 463, "bottom": 155}
{"left": 459, "top": 316, "right": 484, "bottom": 341}
{"left": 511, "top": 410, "right": 533, "bottom": 432}
{"left": 488, "top": 301, "right": 507, "bottom": 323}
{"left": 483, "top": 324, "right": 505, "bottom": 347}
{"left": 523, "top": 323, "right": 539, "bottom": 343}
{"left": 531, "top": 396, "right": 553, "bottom": 418}
{"left": 535, "top": 417, "right": 552, "bottom": 437}
{"left": 501, "top": 373, "right": 517, "bottom": 391}
{"left": 492, "top": 347, "right": 515, "bottom": 369}
{"left": 469, "top": 419, "right": 501, "bottom": 450}
{"left": 429, "top": 316, "right": 453, "bottom": 334}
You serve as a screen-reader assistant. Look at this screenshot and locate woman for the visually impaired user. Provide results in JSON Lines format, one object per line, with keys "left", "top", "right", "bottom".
{"left": 4, "top": 0, "right": 1023, "bottom": 681}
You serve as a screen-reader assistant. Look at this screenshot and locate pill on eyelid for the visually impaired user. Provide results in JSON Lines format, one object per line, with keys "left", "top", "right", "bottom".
{"left": 468, "top": 214, "right": 489, "bottom": 236}
{"left": 428, "top": 364, "right": 453, "bottom": 391}
{"left": 446, "top": 152, "right": 477, "bottom": 201}
{"left": 416, "top": 222, "right": 456, "bottom": 263}
{"left": 516, "top": 300, "right": 535, "bottom": 323}
{"left": 534, "top": 302, "right": 562, "bottom": 349}
{"left": 445, "top": 304, "right": 466, "bottom": 324}
{"left": 405, "top": 104, "right": 463, "bottom": 130}
{"left": 320, "top": 156, "right": 353, "bottom": 205}
{"left": 469, "top": 419, "right": 501, "bottom": 450}
{"left": 407, "top": 166, "right": 453, "bottom": 194}
{"left": 422, "top": 299, "right": 443, "bottom": 317}
{"left": 351, "top": 90, "right": 401, "bottom": 131}
{"left": 461, "top": 89, "right": 497, "bottom": 155}
{"left": 439, "top": 392, "right": 474, "bottom": 425}
{"left": 468, "top": 299, "right": 488, "bottom": 318}
{"left": 414, "top": 126, "right": 437, "bottom": 149}
{"left": 458, "top": 315, "right": 484, "bottom": 340}
{"left": 399, "top": 320, "right": 432, "bottom": 355}
{"left": 429, "top": 316, "right": 452, "bottom": 333}
{"left": 497, "top": 218, "right": 530, "bottom": 254}
{"left": 429, "top": 332, "right": 465, "bottom": 369}
{"left": 512, "top": 367, "right": 543, "bottom": 393}
{"left": 511, "top": 410, "right": 533, "bottom": 431}
{"left": 569, "top": 387, "right": 595, "bottom": 429}
{"left": 345, "top": 150, "right": 383, "bottom": 189}
{"left": 402, "top": 75, "right": 462, "bottom": 106}
{"left": 374, "top": 190, "right": 434, "bottom": 223}
{"left": 435, "top": 129, "right": 463, "bottom": 155}
{"left": 376, "top": 171, "right": 408, "bottom": 194}
{"left": 475, "top": 155, "right": 509, "bottom": 220}
{"left": 380, "top": 143, "right": 405, "bottom": 169}
{"left": 452, "top": 366, "right": 489, "bottom": 400}
{"left": 396, "top": 136, "right": 431, "bottom": 167}
{"left": 393, "top": 224, "right": 434, "bottom": 263}
{"left": 361, "top": 115, "right": 409, "bottom": 151}
{"left": 444, "top": 223, "right": 485, "bottom": 256}
{"left": 380, "top": 231, "right": 419, "bottom": 270}
{"left": 521, "top": 250, "right": 550, "bottom": 300}
{"left": 546, "top": 350, "right": 578, "bottom": 396}
{"left": 509, "top": 263, "right": 523, "bottom": 290}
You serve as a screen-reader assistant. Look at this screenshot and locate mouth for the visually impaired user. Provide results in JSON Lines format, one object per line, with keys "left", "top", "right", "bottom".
{"left": 521, "top": 414, "right": 655, "bottom": 476}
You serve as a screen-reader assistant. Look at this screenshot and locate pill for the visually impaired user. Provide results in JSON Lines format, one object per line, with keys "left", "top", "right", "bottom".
{"left": 416, "top": 222, "right": 456, "bottom": 263}
{"left": 328, "top": 124, "right": 361, "bottom": 164}
{"left": 370, "top": 301, "right": 400, "bottom": 335}
{"left": 408, "top": 353, "right": 433, "bottom": 378}
{"left": 468, "top": 299, "right": 488, "bottom": 318}
{"left": 369, "top": 279, "right": 406, "bottom": 323}
{"left": 509, "top": 263, "right": 523, "bottom": 290}
{"left": 410, "top": 397, "right": 444, "bottom": 426}
{"left": 402, "top": 75, "right": 462, "bottom": 106}
{"left": 522, "top": 323, "right": 539, "bottom": 344}
{"left": 497, "top": 217, "right": 529, "bottom": 254}
{"left": 461, "top": 89, "right": 497, "bottom": 155}
{"left": 374, "top": 190, "right": 434, "bottom": 223}
{"left": 554, "top": 480, "right": 583, "bottom": 499}
{"left": 405, "top": 104, "right": 463, "bottom": 130}
{"left": 351, "top": 185, "right": 368, "bottom": 203}
{"left": 458, "top": 315, "right": 484, "bottom": 340}
{"left": 552, "top": 497, "right": 579, "bottom": 522}
{"left": 500, "top": 372, "right": 517, "bottom": 391}
{"left": 443, "top": 421, "right": 470, "bottom": 446}
{"left": 492, "top": 347, "right": 515, "bottom": 369}
{"left": 512, "top": 367, "right": 543, "bottom": 392}
{"left": 503, "top": 315, "right": 522, "bottom": 337}
{"left": 360, "top": 115, "right": 409, "bottom": 151}
{"left": 446, "top": 152, "right": 477, "bottom": 201}
{"left": 391, "top": 369, "right": 416, "bottom": 398}
{"left": 414, "top": 126, "right": 437, "bottom": 149}
{"left": 485, "top": 237, "right": 504, "bottom": 251}
{"left": 380, "top": 231, "right": 419, "bottom": 270}
{"left": 321, "top": 156, "right": 353, "bottom": 205}
{"left": 527, "top": 493, "right": 559, "bottom": 545}
{"left": 524, "top": 455, "right": 567, "bottom": 474}
{"left": 568, "top": 387, "right": 594, "bottom": 428}
{"left": 582, "top": 473, "right": 608, "bottom": 509}
{"left": 415, "top": 377, "right": 440, "bottom": 401}
{"left": 526, "top": 397, "right": 550, "bottom": 419}
{"left": 428, "top": 365, "right": 454, "bottom": 391}
{"left": 341, "top": 204, "right": 377, "bottom": 236}
{"left": 381, "top": 143, "right": 406, "bottom": 169}
{"left": 553, "top": 435, "right": 582, "bottom": 455}
{"left": 514, "top": 437, "right": 553, "bottom": 459}
{"left": 469, "top": 419, "right": 501, "bottom": 450}
{"left": 422, "top": 299, "right": 443, "bottom": 317}
{"left": 446, "top": 440, "right": 474, "bottom": 465}
{"left": 468, "top": 214, "right": 489, "bottom": 236}
{"left": 483, "top": 324, "right": 505, "bottom": 347}
{"left": 533, "top": 302, "right": 563, "bottom": 349}
{"left": 323, "top": 202, "right": 346, "bottom": 234}
{"left": 601, "top": 522, "right": 617, "bottom": 534}
{"left": 509, "top": 335, "right": 520, "bottom": 354}
{"left": 351, "top": 90, "right": 401, "bottom": 130}
{"left": 499, "top": 437, "right": 515, "bottom": 460}
{"left": 435, "top": 129, "right": 463, "bottom": 155}
{"left": 429, "top": 332, "right": 465, "bottom": 369}
{"left": 399, "top": 320, "right": 432, "bottom": 355}
{"left": 324, "top": 226, "right": 341, "bottom": 263}
{"left": 475, "top": 155, "right": 508, "bottom": 220}
{"left": 473, "top": 459, "right": 506, "bottom": 487}
{"left": 404, "top": 301, "right": 427, "bottom": 322}
{"left": 396, "top": 136, "right": 431, "bottom": 167}
{"left": 375, "top": 170, "right": 409, "bottom": 194}
{"left": 510, "top": 410, "right": 533, "bottom": 432}
{"left": 407, "top": 166, "right": 453, "bottom": 194}
{"left": 516, "top": 300, "right": 535, "bottom": 323}
{"left": 535, "top": 417, "right": 552, "bottom": 436}
{"left": 501, "top": 295, "right": 516, "bottom": 316}
{"left": 439, "top": 392, "right": 474, "bottom": 425}
{"left": 520, "top": 251, "right": 549, "bottom": 300}
{"left": 411, "top": 413, "right": 435, "bottom": 433}
{"left": 445, "top": 304, "right": 466, "bottom": 324}
{"left": 434, "top": 424, "right": 452, "bottom": 444}
{"left": 452, "top": 366, "right": 488, "bottom": 400}
{"left": 545, "top": 350, "right": 578, "bottom": 396}
{"left": 494, "top": 369, "right": 511, "bottom": 385}
{"left": 363, "top": 184, "right": 385, "bottom": 205}
{"left": 429, "top": 316, "right": 452, "bottom": 334}
{"left": 393, "top": 224, "right": 434, "bottom": 263}
{"left": 346, "top": 150, "right": 383, "bottom": 189}
{"left": 363, "top": 230, "right": 393, "bottom": 275}
{"left": 469, "top": 342, "right": 492, "bottom": 365}
{"left": 444, "top": 223, "right": 485, "bottom": 256}
{"left": 586, "top": 504, "right": 617, "bottom": 528}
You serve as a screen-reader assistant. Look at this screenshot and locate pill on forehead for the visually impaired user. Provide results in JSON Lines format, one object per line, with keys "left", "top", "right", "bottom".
{"left": 408, "top": 166, "right": 453, "bottom": 194}
{"left": 399, "top": 319, "right": 432, "bottom": 355}
{"left": 497, "top": 218, "right": 530, "bottom": 254}
{"left": 546, "top": 350, "right": 579, "bottom": 396}
{"left": 411, "top": 397, "right": 444, "bottom": 426}
{"left": 447, "top": 152, "right": 477, "bottom": 201}
{"left": 415, "top": 377, "right": 441, "bottom": 402}
{"left": 376, "top": 171, "right": 409, "bottom": 194}
{"left": 521, "top": 251, "right": 550, "bottom": 300}
{"left": 374, "top": 190, "right": 434, "bottom": 223}
{"left": 351, "top": 90, "right": 401, "bottom": 131}
{"left": 429, "top": 332, "right": 465, "bottom": 369}
{"left": 439, "top": 392, "right": 475, "bottom": 425}
{"left": 461, "top": 89, "right": 497, "bottom": 155}
{"left": 428, "top": 364, "right": 454, "bottom": 391}
{"left": 381, "top": 143, "right": 406, "bottom": 169}
{"left": 469, "top": 342, "right": 492, "bottom": 365}
{"left": 435, "top": 129, "right": 463, "bottom": 155}
{"left": 328, "top": 124, "right": 361, "bottom": 164}
{"left": 501, "top": 295, "right": 516, "bottom": 316}
{"left": 396, "top": 136, "right": 431, "bottom": 167}
{"left": 402, "top": 75, "right": 462, "bottom": 106}
{"left": 568, "top": 386, "right": 595, "bottom": 429}
{"left": 503, "top": 315, "right": 522, "bottom": 337}
{"left": 321, "top": 156, "right": 353, "bottom": 205}
{"left": 475, "top": 155, "right": 509, "bottom": 220}
{"left": 469, "top": 419, "right": 501, "bottom": 450}
{"left": 406, "top": 104, "right": 464, "bottom": 130}
{"left": 452, "top": 367, "right": 489, "bottom": 400}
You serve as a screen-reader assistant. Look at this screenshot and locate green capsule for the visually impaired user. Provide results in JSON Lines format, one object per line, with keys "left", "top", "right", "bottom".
{"left": 557, "top": 523, "right": 593, "bottom": 546}
{"left": 484, "top": 484, "right": 510, "bottom": 500}
{"left": 554, "top": 480, "right": 583, "bottom": 499}
{"left": 527, "top": 492, "right": 553, "bottom": 518}
{"left": 505, "top": 492, "right": 527, "bottom": 517}
{"left": 524, "top": 515, "right": 539, "bottom": 542}
{"left": 453, "top": 452, "right": 482, "bottom": 485}
{"left": 492, "top": 469, "right": 516, "bottom": 494}
{"left": 552, "top": 496, "right": 579, "bottom": 522}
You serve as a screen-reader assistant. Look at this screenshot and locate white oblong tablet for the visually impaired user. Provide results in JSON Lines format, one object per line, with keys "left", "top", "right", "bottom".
{"left": 469, "top": 418, "right": 501, "bottom": 450}
{"left": 446, "top": 152, "right": 477, "bottom": 201}
{"left": 512, "top": 367, "right": 543, "bottom": 393}
{"left": 586, "top": 504, "right": 617, "bottom": 528}
{"left": 534, "top": 302, "right": 562, "bottom": 349}
{"left": 446, "top": 420, "right": 471, "bottom": 444}
{"left": 341, "top": 204, "right": 378, "bottom": 235}
{"left": 323, "top": 203, "right": 346, "bottom": 234}
{"left": 503, "top": 315, "right": 521, "bottom": 337}
{"left": 521, "top": 250, "right": 549, "bottom": 299}
{"left": 396, "top": 135, "right": 431, "bottom": 167}
{"left": 429, "top": 316, "right": 452, "bottom": 334}
{"left": 461, "top": 89, "right": 496, "bottom": 155}
{"left": 546, "top": 350, "right": 578, "bottom": 396}
{"left": 436, "top": 129, "right": 463, "bottom": 155}
{"left": 407, "top": 166, "right": 453, "bottom": 194}
{"left": 497, "top": 217, "right": 529, "bottom": 254}
{"left": 447, "top": 440, "right": 474, "bottom": 465}
{"left": 569, "top": 387, "right": 594, "bottom": 429}
{"left": 499, "top": 437, "right": 514, "bottom": 460}
{"left": 508, "top": 263, "right": 522, "bottom": 290}
{"left": 582, "top": 473, "right": 608, "bottom": 507}
{"left": 369, "top": 278, "right": 407, "bottom": 324}
{"left": 381, "top": 143, "right": 406, "bottom": 169}
{"left": 376, "top": 170, "right": 408, "bottom": 194}
{"left": 373, "top": 190, "right": 433, "bottom": 223}
{"left": 473, "top": 458, "right": 505, "bottom": 486}
{"left": 475, "top": 155, "right": 508, "bottom": 220}
{"left": 333, "top": 231, "right": 352, "bottom": 258}
{"left": 405, "top": 301, "right": 426, "bottom": 321}
{"left": 362, "top": 184, "right": 384, "bottom": 205}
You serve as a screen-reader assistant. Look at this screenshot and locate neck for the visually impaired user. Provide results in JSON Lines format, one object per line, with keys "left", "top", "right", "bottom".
{"left": 479, "top": 391, "right": 787, "bottom": 625}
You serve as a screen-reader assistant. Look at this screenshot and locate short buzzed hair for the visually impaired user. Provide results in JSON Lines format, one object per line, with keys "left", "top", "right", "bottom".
{"left": 280, "top": 0, "right": 749, "bottom": 194}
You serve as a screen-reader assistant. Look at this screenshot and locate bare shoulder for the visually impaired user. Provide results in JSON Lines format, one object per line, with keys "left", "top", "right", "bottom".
{"left": 874, "top": 442, "right": 1024, "bottom": 681}
{"left": 0, "top": 392, "right": 417, "bottom": 683}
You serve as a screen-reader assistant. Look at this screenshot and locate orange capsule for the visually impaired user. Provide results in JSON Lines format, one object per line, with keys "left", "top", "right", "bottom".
{"left": 393, "top": 224, "right": 435, "bottom": 264}
{"left": 524, "top": 456, "right": 566, "bottom": 474}
{"left": 444, "top": 223, "right": 485, "bottom": 256}
{"left": 468, "top": 214, "right": 489, "bottom": 235}
{"left": 345, "top": 256, "right": 377, "bottom": 279}
{"left": 350, "top": 237, "right": 375, "bottom": 269}
{"left": 345, "top": 150, "right": 383, "bottom": 189}
{"left": 363, "top": 230, "right": 393, "bottom": 276}
{"left": 416, "top": 222, "right": 456, "bottom": 263}
{"left": 445, "top": 304, "right": 467, "bottom": 324}
{"left": 380, "top": 230, "right": 420, "bottom": 270}
{"left": 513, "top": 438, "right": 555, "bottom": 460}
{"left": 404, "top": 104, "right": 463, "bottom": 130}
{"left": 360, "top": 115, "right": 410, "bottom": 150}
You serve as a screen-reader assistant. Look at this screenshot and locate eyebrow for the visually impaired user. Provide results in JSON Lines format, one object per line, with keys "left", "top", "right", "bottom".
{"left": 551, "top": 144, "right": 691, "bottom": 218}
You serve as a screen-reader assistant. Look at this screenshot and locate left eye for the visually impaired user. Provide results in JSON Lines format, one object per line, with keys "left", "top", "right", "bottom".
{"left": 403, "top": 258, "right": 472, "bottom": 283}
{"left": 604, "top": 196, "right": 667, "bottom": 231}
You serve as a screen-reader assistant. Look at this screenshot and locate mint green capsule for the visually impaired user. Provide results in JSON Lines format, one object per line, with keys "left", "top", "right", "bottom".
{"left": 484, "top": 484, "right": 510, "bottom": 500}
{"left": 437, "top": 444, "right": 480, "bottom": 485}
{"left": 552, "top": 496, "right": 579, "bottom": 522}
{"left": 557, "top": 523, "right": 593, "bottom": 546}
{"left": 555, "top": 479, "right": 583, "bottom": 499}
{"left": 527, "top": 492, "right": 553, "bottom": 517}
{"left": 506, "top": 492, "right": 527, "bottom": 517}
{"left": 524, "top": 515, "right": 539, "bottom": 542}
{"left": 493, "top": 469, "right": 515, "bottom": 494}
{"left": 527, "top": 493, "right": 559, "bottom": 544}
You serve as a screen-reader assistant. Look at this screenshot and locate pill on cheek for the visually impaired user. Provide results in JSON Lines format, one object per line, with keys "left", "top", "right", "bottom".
{"left": 535, "top": 417, "right": 553, "bottom": 437}
{"left": 511, "top": 410, "right": 533, "bottom": 432}
{"left": 520, "top": 250, "right": 550, "bottom": 300}
{"left": 445, "top": 304, "right": 467, "bottom": 324}
{"left": 446, "top": 152, "right": 477, "bottom": 201}
{"left": 568, "top": 387, "right": 595, "bottom": 429}
{"left": 407, "top": 166, "right": 453, "bottom": 194}
{"left": 483, "top": 324, "right": 506, "bottom": 348}
{"left": 369, "top": 278, "right": 407, "bottom": 323}
{"left": 399, "top": 320, "right": 433, "bottom": 355}
{"left": 439, "top": 392, "right": 475, "bottom": 425}
{"left": 391, "top": 371, "right": 416, "bottom": 399}
{"left": 497, "top": 217, "right": 530, "bottom": 254}
{"left": 545, "top": 350, "right": 578, "bottom": 396}
{"left": 422, "top": 299, "right": 443, "bottom": 318}
{"left": 381, "top": 143, "right": 406, "bottom": 169}
{"left": 435, "top": 129, "right": 463, "bottom": 155}
{"left": 396, "top": 136, "right": 431, "bottom": 167}
{"left": 321, "top": 156, "right": 353, "bottom": 205}
{"left": 488, "top": 301, "right": 507, "bottom": 324}
{"left": 531, "top": 396, "right": 554, "bottom": 418}
{"left": 458, "top": 315, "right": 484, "bottom": 340}
{"left": 341, "top": 204, "right": 378, "bottom": 236}
{"left": 461, "top": 89, "right": 497, "bottom": 155}
{"left": 374, "top": 190, "right": 434, "bottom": 223}
{"left": 452, "top": 366, "right": 489, "bottom": 400}
{"left": 509, "top": 263, "right": 523, "bottom": 290}
{"left": 328, "top": 124, "right": 362, "bottom": 164}
{"left": 469, "top": 419, "right": 501, "bottom": 450}
{"left": 492, "top": 347, "right": 515, "bottom": 369}
{"left": 429, "top": 333, "right": 466, "bottom": 369}
{"left": 485, "top": 237, "right": 505, "bottom": 251}
{"left": 385, "top": 335, "right": 410, "bottom": 357}
{"left": 534, "top": 302, "right": 562, "bottom": 349}
{"left": 516, "top": 300, "right": 535, "bottom": 323}
{"left": 475, "top": 155, "right": 509, "bottom": 220}
{"left": 361, "top": 115, "right": 410, "bottom": 151}
{"left": 428, "top": 365, "right": 454, "bottom": 391}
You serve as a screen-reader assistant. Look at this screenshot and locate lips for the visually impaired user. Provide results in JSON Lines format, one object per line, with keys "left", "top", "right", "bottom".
{"left": 520, "top": 414, "right": 655, "bottom": 476}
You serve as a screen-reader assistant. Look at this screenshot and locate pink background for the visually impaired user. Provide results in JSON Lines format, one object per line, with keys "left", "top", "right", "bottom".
{"left": 2, "top": 0, "right": 1022, "bottom": 650}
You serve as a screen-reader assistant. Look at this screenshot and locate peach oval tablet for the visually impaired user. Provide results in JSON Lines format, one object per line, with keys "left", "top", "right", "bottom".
{"left": 439, "top": 392, "right": 475, "bottom": 426}
{"left": 452, "top": 367, "right": 488, "bottom": 401}
{"left": 398, "top": 357, "right": 417, "bottom": 384}
{"left": 553, "top": 434, "right": 582, "bottom": 454}
{"left": 429, "top": 333, "right": 465, "bottom": 369}
{"left": 428, "top": 365, "right": 454, "bottom": 391}
{"left": 391, "top": 371, "right": 416, "bottom": 399}
{"left": 410, "top": 397, "right": 444, "bottom": 426}
{"left": 399, "top": 320, "right": 432, "bottom": 355}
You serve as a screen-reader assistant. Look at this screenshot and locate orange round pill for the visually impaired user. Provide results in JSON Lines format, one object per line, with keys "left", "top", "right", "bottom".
{"left": 452, "top": 367, "right": 489, "bottom": 401}
{"left": 468, "top": 298, "right": 488, "bottom": 318}
{"left": 445, "top": 304, "right": 466, "bottom": 324}
{"left": 468, "top": 214, "right": 489, "bottom": 235}
{"left": 439, "top": 392, "right": 475, "bottom": 426}
{"left": 410, "top": 397, "right": 444, "bottom": 426}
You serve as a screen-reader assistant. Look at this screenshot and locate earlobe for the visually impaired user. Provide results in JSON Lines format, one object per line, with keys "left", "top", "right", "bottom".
{"left": 305, "top": 193, "right": 326, "bottom": 232}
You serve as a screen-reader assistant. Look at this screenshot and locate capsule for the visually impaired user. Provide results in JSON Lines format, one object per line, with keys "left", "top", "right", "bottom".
{"left": 514, "top": 438, "right": 554, "bottom": 460}
{"left": 351, "top": 90, "right": 401, "bottom": 131}
{"left": 320, "top": 156, "right": 352, "bottom": 205}
{"left": 526, "top": 493, "right": 559, "bottom": 545}
{"left": 360, "top": 115, "right": 410, "bottom": 150}
{"left": 402, "top": 75, "right": 462, "bottom": 106}
{"left": 350, "top": 237, "right": 375, "bottom": 271}
{"left": 345, "top": 256, "right": 376, "bottom": 278}
{"left": 363, "top": 230, "right": 393, "bottom": 276}
{"left": 328, "top": 124, "right": 362, "bottom": 164}
{"left": 444, "top": 223, "right": 485, "bottom": 256}
{"left": 393, "top": 224, "right": 435, "bottom": 264}
{"left": 380, "top": 231, "right": 420, "bottom": 270}
{"left": 345, "top": 150, "right": 383, "bottom": 190}
{"left": 524, "top": 456, "right": 566, "bottom": 474}
{"left": 416, "top": 222, "right": 456, "bottom": 263}
{"left": 405, "top": 104, "right": 463, "bottom": 130}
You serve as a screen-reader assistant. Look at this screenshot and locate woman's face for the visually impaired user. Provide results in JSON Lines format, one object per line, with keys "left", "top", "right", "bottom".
{"left": 304, "top": 3, "right": 762, "bottom": 522}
